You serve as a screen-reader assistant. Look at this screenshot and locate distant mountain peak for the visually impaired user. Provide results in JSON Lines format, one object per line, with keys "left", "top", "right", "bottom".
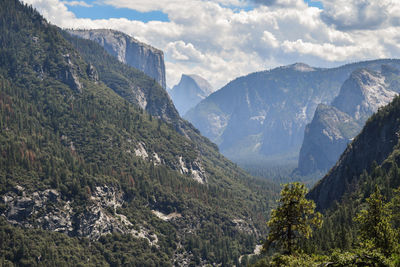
{"left": 284, "top": 62, "right": 316, "bottom": 72}
{"left": 181, "top": 74, "right": 214, "bottom": 96}
{"left": 168, "top": 74, "right": 214, "bottom": 115}
{"left": 333, "top": 68, "right": 397, "bottom": 120}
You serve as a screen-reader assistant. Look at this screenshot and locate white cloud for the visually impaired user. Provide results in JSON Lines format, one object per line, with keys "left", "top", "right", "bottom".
{"left": 23, "top": 0, "right": 400, "bottom": 89}
{"left": 320, "top": 0, "right": 400, "bottom": 31}
{"left": 62, "top": 1, "right": 92, "bottom": 7}
{"left": 250, "top": 0, "right": 305, "bottom": 8}
{"left": 166, "top": 41, "right": 205, "bottom": 62}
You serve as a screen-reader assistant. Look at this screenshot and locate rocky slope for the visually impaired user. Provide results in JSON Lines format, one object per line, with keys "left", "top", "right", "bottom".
{"left": 298, "top": 68, "right": 400, "bottom": 175}
{"left": 185, "top": 61, "right": 400, "bottom": 165}
{"left": 308, "top": 95, "right": 400, "bottom": 211}
{"left": 68, "top": 29, "right": 166, "bottom": 89}
{"left": 168, "top": 74, "right": 214, "bottom": 116}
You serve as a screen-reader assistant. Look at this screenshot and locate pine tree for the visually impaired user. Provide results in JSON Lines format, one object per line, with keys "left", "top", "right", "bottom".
{"left": 355, "top": 186, "right": 395, "bottom": 256}
{"left": 263, "top": 182, "right": 322, "bottom": 255}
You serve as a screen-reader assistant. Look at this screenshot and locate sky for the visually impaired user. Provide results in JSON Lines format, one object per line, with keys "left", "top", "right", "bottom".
{"left": 22, "top": 0, "right": 400, "bottom": 89}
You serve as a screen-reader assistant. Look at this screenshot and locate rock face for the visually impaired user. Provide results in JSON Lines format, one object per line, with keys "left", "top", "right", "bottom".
{"left": 57, "top": 53, "right": 82, "bottom": 92}
{"left": 298, "top": 104, "right": 360, "bottom": 174}
{"left": 1, "top": 185, "right": 157, "bottom": 244}
{"left": 332, "top": 69, "right": 397, "bottom": 120}
{"left": 168, "top": 74, "right": 214, "bottom": 116}
{"left": 185, "top": 60, "right": 400, "bottom": 164}
{"left": 298, "top": 68, "right": 400, "bottom": 175}
{"left": 68, "top": 29, "right": 166, "bottom": 89}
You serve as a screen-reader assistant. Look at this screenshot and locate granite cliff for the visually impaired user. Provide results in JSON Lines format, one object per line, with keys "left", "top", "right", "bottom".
{"left": 68, "top": 29, "right": 166, "bottom": 89}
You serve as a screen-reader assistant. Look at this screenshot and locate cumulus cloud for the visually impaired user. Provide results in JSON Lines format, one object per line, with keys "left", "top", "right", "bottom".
{"left": 22, "top": 0, "right": 400, "bottom": 89}
{"left": 62, "top": 1, "right": 92, "bottom": 7}
{"left": 320, "top": 0, "right": 400, "bottom": 31}
{"left": 166, "top": 41, "right": 205, "bottom": 62}
{"left": 250, "top": 0, "right": 305, "bottom": 7}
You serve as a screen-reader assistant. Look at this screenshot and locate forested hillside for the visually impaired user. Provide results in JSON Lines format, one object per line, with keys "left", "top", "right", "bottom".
{"left": 0, "top": 0, "right": 278, "bottom": 265}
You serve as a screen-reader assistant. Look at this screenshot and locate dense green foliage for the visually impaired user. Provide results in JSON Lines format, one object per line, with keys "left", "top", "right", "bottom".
{"left": 355, "top": 187, "right": 396, "bottom": 256}
{"left": 255, "top": 184, "right": 400, "bottom": 266}
{"left": 241, "top": 161, "right": 323, "bottom": 187}
{"left": 0, "top": 217, "right": 173, "bottom": 267}
{"left": 0, "top": 0, "right": 279, "bottom": 265}
{"left": 263, "top": 183, "right": 322, "bottom": 255}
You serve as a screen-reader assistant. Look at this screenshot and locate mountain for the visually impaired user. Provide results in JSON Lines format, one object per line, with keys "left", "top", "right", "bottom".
{"left": 308, "top": 95, "right": 400, "bottom": 211}
{"left": 168, "top": 74, "right": 214, "bottom": 116}
{"left": 298, "top": 68, "right": 400, "bottom": 175}
{"left": 68, "top": 29, "right": 166, "bottom": 89}
{"left": 0, "top": 1, "right": 278, "bottom": 265}
{"left": 302, "top": 91, "right": 400, "bottom": 255}
{"left": 185, "top": 61, "right": 400, "bottom": 165}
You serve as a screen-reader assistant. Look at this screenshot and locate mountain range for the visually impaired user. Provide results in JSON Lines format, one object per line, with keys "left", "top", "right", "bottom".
{"left": 185, "top": 60, "right": 400, "bottom": 166}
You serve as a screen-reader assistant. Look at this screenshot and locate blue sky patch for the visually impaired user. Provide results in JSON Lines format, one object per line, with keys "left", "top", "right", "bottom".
{"left": 304, "top": 0, "right": 323, "bottom": 9}
{"left": 64, "top": 1, "right": 170, "bottom": 22}
{"left": 63, "top": 0, "right": 322, "bottom": 23}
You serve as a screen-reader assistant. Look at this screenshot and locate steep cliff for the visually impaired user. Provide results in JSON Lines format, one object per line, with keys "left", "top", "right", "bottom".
{"left": 298, "top": 104, "right": 360, "bottom": 175}
{"left": 68, "top": 29, "right": 166, "bottom": 89}
{"left": 298, "top": 68, "right": 400, "bottom": 175}
{"left": 168, "top": 74, "right": 214, "bottom": 116}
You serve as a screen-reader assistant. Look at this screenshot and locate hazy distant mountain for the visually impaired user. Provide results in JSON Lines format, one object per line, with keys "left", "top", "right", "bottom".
{"left": 185, "top": 60, "right": 400, "bottom": 164}
{"left": 68, "top": 29, "right": 166, "bottom": 89}
{"left": 298, "top": 67, "right": 400, "bottom": 175}
{"left": 168, "top": 74, "right": 214, "bottom": 115}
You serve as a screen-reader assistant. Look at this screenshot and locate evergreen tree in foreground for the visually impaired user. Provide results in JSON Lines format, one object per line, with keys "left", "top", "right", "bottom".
{"left": 355, "top": 186, "right": 396, "bottom": 257}
{"left": 263, "top": 182, "right": 322, "bottom": 255}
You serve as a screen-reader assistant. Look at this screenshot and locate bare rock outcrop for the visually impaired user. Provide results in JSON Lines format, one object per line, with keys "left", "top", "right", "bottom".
{"left": 68, "top": 29, "right": 166, "bottom": 89}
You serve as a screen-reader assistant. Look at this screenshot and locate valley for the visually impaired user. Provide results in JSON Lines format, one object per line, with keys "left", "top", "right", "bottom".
{"left": 2, "top": 0, "right": 400, "bottom": 266}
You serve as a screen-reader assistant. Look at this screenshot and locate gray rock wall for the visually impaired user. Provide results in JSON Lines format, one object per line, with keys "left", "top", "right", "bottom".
{"left": 68, "top": 29, "right": 166, "bottom": 89}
